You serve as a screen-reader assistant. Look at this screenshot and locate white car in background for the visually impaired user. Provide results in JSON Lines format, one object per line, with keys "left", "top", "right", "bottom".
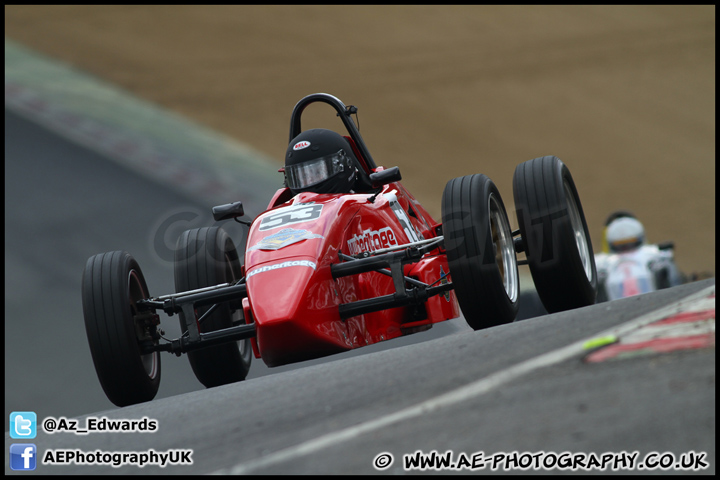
{"left": 595, "top": 213, "right": 685, "bottom": 302}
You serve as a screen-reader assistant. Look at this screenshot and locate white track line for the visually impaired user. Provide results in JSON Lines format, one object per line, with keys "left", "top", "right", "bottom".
{"left": 213, "top": 284, "right": 715, "bottom": 475}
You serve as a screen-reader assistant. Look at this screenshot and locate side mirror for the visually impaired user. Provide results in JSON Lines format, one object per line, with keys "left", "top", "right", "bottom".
{"left": 658, "top": 241, "right": 675, "bottom": 251}
{"left": 369, "top": 167, "right": 402, "bottom": 188}
{"left": 212, "top": 201, "right": 245, "bottom": 221}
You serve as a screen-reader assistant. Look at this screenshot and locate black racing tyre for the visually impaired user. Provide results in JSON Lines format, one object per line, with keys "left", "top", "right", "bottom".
{"left": 513, "top": 156, "right": 597, "bottom": 313}
{"left": 82, "top": 251, "right": 160, "bottom": 407}
{"left": 441, "top": 174, "right": 519, "bottom": 330}
{"left": 174, "top": 226, "right": 251, "bottom": 388}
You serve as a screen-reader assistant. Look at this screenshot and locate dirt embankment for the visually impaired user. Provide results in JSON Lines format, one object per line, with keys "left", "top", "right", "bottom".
{"left": 5, "top": 5, "right": 715, "bottom": 276}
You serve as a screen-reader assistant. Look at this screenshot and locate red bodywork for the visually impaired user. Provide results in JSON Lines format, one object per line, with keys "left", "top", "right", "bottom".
{"left": 242, "top": 176, "right": 459, "bottom": 367}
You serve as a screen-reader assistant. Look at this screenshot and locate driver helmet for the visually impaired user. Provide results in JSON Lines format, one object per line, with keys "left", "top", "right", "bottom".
{"left": 606, "top": 216, "right": 646, "bottom": 253}
{"left": 601, "top": 210, "right": 636, "bottom": 253}
{"left": 284, "top": 128, "right": 358, "bottom": 195}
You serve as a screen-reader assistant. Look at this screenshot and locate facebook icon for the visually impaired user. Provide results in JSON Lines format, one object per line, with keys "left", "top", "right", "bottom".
{"left": 10, "top": 444, "right": 37, "bottom": 471}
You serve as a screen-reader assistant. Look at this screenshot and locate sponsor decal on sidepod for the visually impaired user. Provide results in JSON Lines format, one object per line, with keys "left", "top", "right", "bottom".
{"left": 347, "top": 227, "right": 398, "bottom": 255}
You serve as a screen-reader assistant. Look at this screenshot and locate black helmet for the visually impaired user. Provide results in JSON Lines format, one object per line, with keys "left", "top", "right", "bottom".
{"left": 284, "top": 129, "right": 358, "bottom": 194}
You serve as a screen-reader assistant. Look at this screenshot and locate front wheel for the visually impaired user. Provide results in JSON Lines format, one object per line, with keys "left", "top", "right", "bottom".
{"left": 82, "top": 251, "right": 160, "bottom": 407}
{"left": 174, "top": 226, "right": 252, "bottom": 388}
{"left": 442, "top": 174, "right": 519, "bottom": 330}
{"left": 513, "top": 156, "right": 597, "bottom": 313}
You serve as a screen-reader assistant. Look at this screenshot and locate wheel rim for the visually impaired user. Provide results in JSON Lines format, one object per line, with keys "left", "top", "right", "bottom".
{"left": 564, "top": 180, "right": 593, "bottom": 282}
{"left": 128, "top": 270, "right": 159, "bottom": 380}
{"left": 489, "top": 193, "right": 519, "bottom": 302}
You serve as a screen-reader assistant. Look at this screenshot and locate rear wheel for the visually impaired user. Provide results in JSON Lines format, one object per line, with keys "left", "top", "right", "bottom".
{"left": 82, "top": 251, "right": 160, "bottom": 406}
{"left": 174, "top": 226, "right": 252, "bottom": 387}
{"left": 441, "top": 174, "right": 519, "bottom": 330}
{"left": 513, "top": 156, "right": 597, "bottom": 313}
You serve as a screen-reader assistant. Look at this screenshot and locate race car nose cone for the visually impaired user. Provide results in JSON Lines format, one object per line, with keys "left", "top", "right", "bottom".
{"left": 246, "top": 256, "right": 349, "bottom": 367}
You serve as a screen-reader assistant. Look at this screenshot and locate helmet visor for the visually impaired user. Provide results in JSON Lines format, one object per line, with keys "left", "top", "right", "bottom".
{"left": 285, "top": 149, "right": 348, "bottom": 190}
{"left": 609, "top": 237, "right": 643, "bottom": 253}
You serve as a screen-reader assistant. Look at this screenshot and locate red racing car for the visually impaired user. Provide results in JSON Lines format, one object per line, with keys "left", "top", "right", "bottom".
{"left": 82, "top": 93, "right": 597, "bottom": 406}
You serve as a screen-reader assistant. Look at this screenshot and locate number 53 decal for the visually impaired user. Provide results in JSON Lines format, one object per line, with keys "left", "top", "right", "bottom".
{"left": 259, "top": 204, "right": 323, "bottom": 231}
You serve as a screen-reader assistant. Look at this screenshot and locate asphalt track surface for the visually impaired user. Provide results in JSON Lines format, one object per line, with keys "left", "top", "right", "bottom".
{"left": 4, "top": 107, "right": 716, "bottom": 475}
